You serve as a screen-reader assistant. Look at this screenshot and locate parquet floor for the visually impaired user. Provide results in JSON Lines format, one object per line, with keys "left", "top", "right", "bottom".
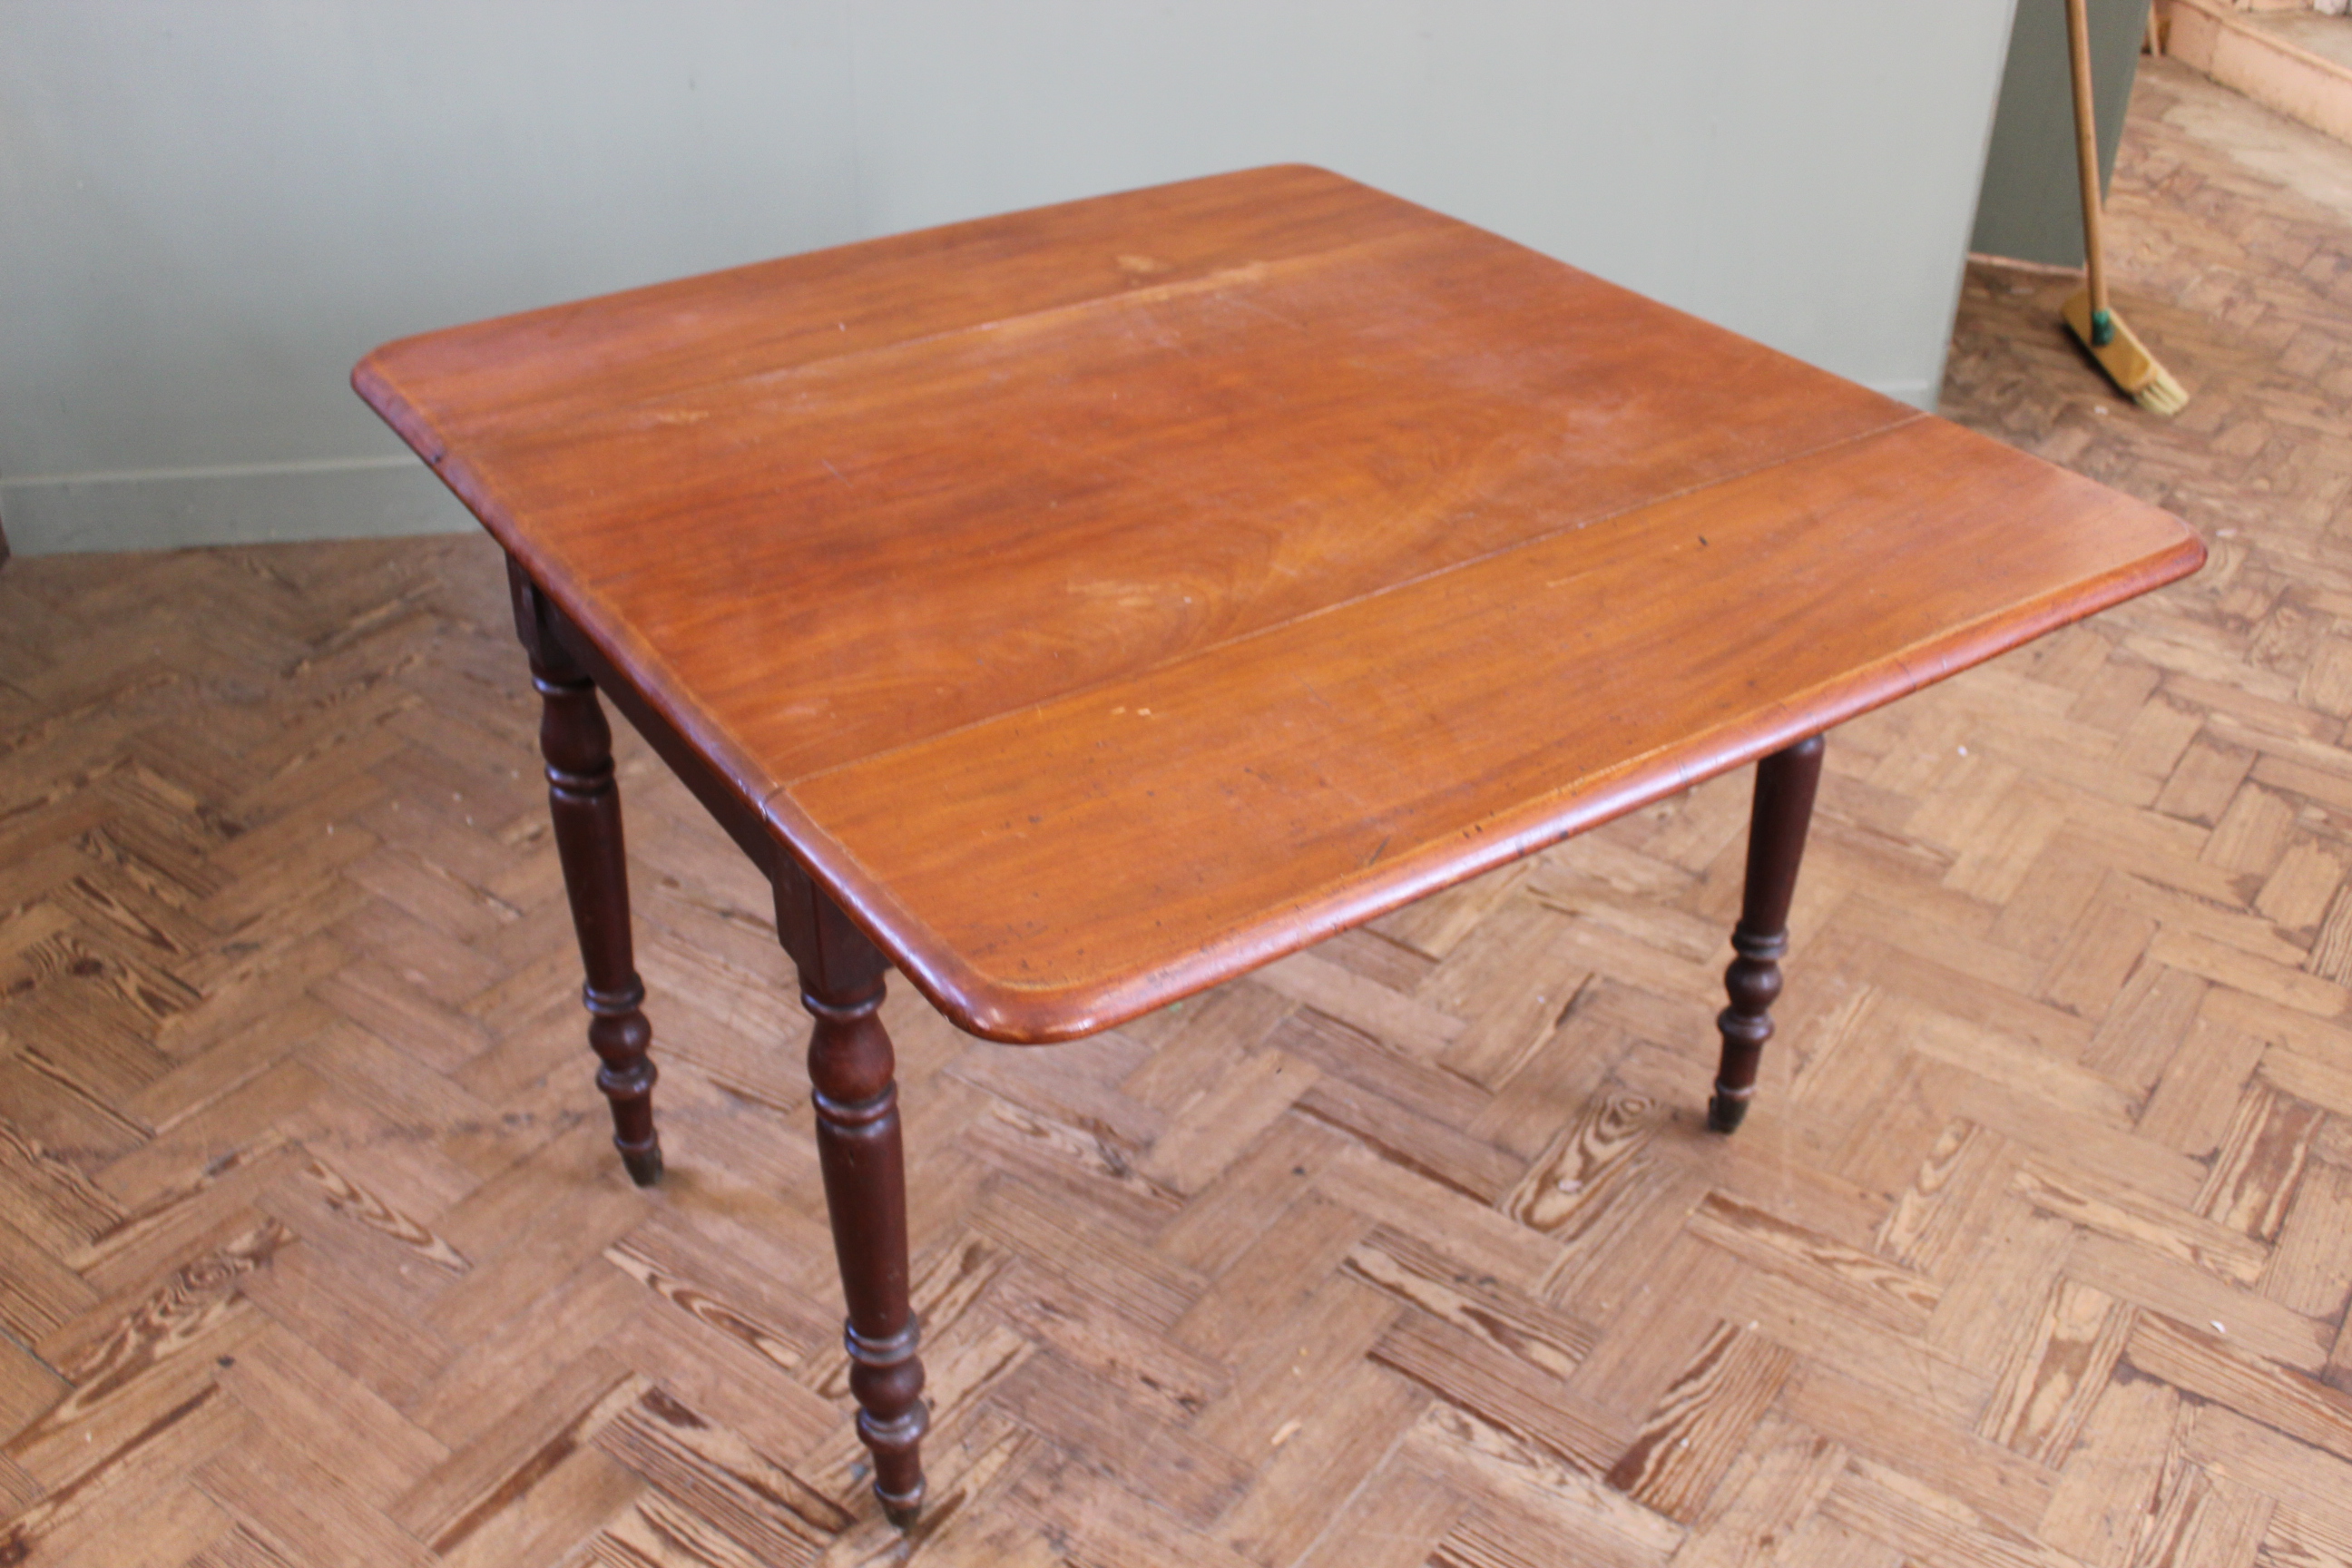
{"left": 9, "top": 56, "right": 2352, "bottom": 1568}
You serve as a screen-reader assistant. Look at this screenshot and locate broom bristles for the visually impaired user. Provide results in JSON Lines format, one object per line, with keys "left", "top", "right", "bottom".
{"left": 2062, "top": 287, "right": 2188, "bottom": 416}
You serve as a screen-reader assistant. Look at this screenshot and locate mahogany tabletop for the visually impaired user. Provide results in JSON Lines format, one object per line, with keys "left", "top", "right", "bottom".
{"left": 355, "top": 164, "right": 2204, "bottom": 1044}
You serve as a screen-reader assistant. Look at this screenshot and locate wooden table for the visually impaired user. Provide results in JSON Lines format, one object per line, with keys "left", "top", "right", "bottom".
{"left": 353, "top": 165, "right": 2202, "bottom": 1524}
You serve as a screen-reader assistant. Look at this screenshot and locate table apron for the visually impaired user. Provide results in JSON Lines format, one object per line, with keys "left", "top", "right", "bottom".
{"left": 516, "top": 557, "right": 782, "bottom": 879}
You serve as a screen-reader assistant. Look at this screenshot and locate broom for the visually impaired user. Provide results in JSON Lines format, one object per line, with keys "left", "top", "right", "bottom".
{"left": 2061, "top": 0, "right": 2187, "bottom": 414}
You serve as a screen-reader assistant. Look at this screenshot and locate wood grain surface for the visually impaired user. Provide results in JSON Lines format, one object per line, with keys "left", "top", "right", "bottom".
{"left": 356, "top": 164, "right": 2202, "bottom": 1040}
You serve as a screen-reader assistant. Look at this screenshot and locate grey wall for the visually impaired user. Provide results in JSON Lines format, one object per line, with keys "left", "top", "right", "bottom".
{"left": 1, "top": 1, "right": 2020, "bottom": 556}
{"left": 1971, "top": 0, "right": 2151, "bottom": 268}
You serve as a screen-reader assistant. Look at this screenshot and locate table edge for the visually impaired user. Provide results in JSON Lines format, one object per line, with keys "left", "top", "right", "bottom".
{"left": 765, "top": 523, "right": 2205, "bottom": 1044}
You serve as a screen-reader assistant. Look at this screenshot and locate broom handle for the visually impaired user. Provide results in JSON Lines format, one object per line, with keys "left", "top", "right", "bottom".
{"left": 2065, "top": 0, "right": 2111, "bottom": 318}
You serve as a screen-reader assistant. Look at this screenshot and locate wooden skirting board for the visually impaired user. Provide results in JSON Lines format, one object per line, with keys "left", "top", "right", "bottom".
{"left": 2163, "top": 0, "right": 2352, "bottom": 145}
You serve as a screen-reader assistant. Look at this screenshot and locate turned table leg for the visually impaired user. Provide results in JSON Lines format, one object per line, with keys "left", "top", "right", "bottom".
{"left": 779, "top": 877, "right": 928, "bottom": 1525}
{"left": 510, "top": 562, "right": 662, "bottom": 1185}
{"left": 1709, "top": 734, "right": 1826, "bottom": 1134}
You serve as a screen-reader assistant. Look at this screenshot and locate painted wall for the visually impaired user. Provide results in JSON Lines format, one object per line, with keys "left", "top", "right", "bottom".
{"left": 1970, "top": 0, "right": 2152, "bottom": 269}
{"left": 0, "top": 2, "right": 2020, "bottom": 555}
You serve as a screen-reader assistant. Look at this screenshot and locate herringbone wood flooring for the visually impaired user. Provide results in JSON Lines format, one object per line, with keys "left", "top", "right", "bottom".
{"left": 10, "top": 56, "right": 2352, "bottom": 1568}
